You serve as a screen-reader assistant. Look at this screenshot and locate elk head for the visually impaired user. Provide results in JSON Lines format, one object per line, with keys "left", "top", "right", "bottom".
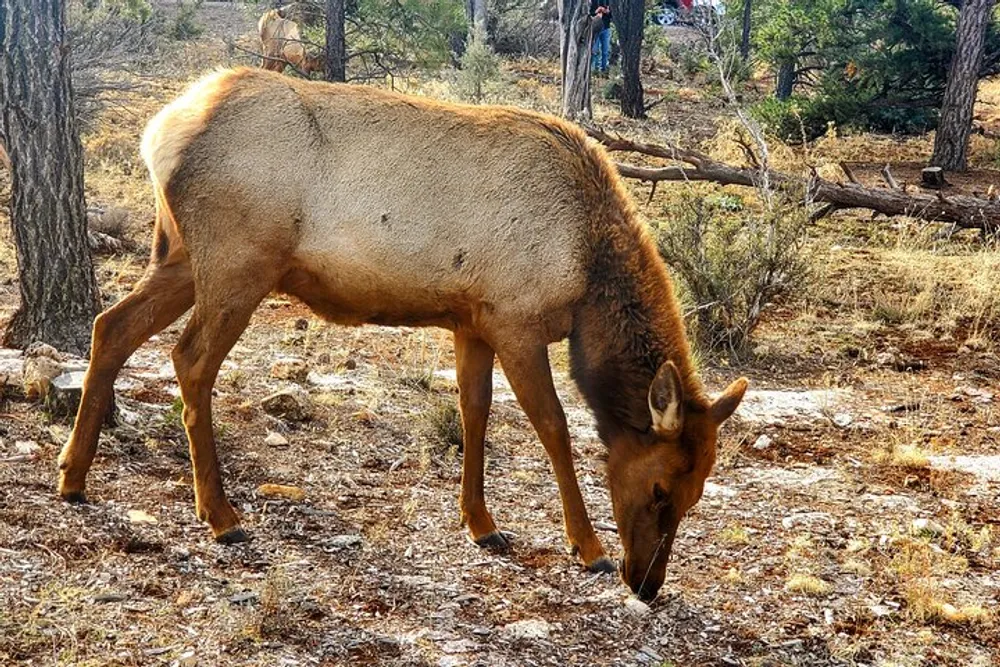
{"left": 606, "top": 362, "right": 747, "bottom": 601}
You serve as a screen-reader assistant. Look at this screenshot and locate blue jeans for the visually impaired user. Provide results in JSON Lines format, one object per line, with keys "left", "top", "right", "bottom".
{"left": 592, "top": 27, "right": 610, "bottom": 73}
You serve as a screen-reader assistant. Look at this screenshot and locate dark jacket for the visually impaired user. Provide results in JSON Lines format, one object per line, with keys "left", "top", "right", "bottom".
{"left": 590, "top": 0, "right": 612, "bottom": 27}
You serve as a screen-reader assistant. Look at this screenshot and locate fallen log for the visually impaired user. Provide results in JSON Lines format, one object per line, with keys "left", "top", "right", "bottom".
{"left": 586, "top": 127, "right": 1000, "bottom": 232}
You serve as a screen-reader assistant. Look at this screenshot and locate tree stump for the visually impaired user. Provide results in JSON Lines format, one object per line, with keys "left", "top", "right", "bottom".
{"left": 922, "top": 166, "right": 947, "bottom": 189}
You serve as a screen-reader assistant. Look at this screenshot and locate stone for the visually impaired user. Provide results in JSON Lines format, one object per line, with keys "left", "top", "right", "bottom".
{"left": 502, "top": 618, "right": 551, "bottom": 641}
{"left": 270, "top": 356, "right": 309, "bottom": 382}
{"left": 263, "top": 431, "right": 289, "bottom": 447}
{"left": 325, "top": 534, "right": 362, "bottom": 549}
{"left": 14, "top": 440, "right": 39, "bottom": 455}
{"left": 127, "top": 509, "right": 158, "bottom": 525}
{"left": 23, "top": 354, "right": 62, "bottom": 400}
{"left": 261, "top": 387, "right": 311, "bottom": 421}
{"left": 782, "top": 512, "right": 836, "bottom": 532}
{"left": 911, "top": 518, "right": 945, "bottom": 537}
{"left": 624, "top": 597, "right": 651, "bottom": 616}
{"left": 46, "top": 371, "right": 87, "bottom": 420}
{"left": 832, "top": 413, "right": 853, "bottom": 428}
{"left": 752, "top": 434, "right": 773, "bottom": 450}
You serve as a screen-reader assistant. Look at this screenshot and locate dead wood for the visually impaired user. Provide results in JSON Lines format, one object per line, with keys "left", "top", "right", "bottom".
{"left": 586, "top": 127, "right": 1000, "bottom": 232}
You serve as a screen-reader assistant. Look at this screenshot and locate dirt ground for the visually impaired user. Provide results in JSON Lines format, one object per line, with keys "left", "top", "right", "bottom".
{"left": 0, "top": 4, "right": 998, "bottom": 666}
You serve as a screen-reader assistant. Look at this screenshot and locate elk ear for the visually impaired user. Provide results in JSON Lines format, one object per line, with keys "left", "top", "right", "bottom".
{"left": 648, "top": 361, "right": 684, "bottom": 437}
{"left": 709, "top": 377, "right": 749, "bottom": 424}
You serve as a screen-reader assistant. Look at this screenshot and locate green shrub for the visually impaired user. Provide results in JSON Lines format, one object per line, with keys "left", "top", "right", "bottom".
{"left": 457, "top": 27, "right": 502, "bottom": 103}
{"left": 170, "top": 0, "right": 203, "bottom": 41}
{"left": 654, "top": 189, "right": 812, "bottom": 356}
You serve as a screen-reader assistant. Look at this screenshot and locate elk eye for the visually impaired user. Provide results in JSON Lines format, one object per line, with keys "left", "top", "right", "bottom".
{"left": 652, "top": 482, "right": 669, "bottom": 509}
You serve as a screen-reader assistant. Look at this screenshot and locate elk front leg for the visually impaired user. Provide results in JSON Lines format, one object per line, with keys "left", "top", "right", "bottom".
{"left": 496, "top": 343, "right": 615, "bottom": 573}
{"left": 455, "top": 332, "right": 506, "bottom": 549}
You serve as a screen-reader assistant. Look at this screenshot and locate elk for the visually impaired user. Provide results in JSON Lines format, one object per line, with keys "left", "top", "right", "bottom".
{"left": 58, "top": 68, "right": 748, "bottom": 601}
{"left": 257, "top": 9, "right": 324, "bottom": 75}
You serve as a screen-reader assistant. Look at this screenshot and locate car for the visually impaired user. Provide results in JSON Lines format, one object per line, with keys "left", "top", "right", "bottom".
{"left": 650, "top": 0, "right": 725, "bottom": 27}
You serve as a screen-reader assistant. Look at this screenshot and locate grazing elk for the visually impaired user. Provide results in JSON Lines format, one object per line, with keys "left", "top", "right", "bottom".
{"left": 58, "top": 69, "right": 748, "bottom": 601}
{"left": 257, "top": 9, "right": 324, "bottom": 75}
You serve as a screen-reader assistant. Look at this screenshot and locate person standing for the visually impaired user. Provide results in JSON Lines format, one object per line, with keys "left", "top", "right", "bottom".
{"left": 590, "top": 0, "right": 612, "bottom": 76}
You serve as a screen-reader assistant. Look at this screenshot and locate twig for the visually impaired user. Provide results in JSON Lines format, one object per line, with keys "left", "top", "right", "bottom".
{"left": 881, "top": 164, "right": 900, "bottom": 190}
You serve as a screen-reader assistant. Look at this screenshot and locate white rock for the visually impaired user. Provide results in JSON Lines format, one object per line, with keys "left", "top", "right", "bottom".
{"left": 752, "top": 435, "right": 773, "bottom": 450}
{"left": 624, "top": 597, "right": 651, "bottom": 616}
{"left": 14, "top": 440, "right": 40, "bottom": 455}
{"left": 911, "top": 518, "right": 945, "bottom": 537}
{"left": 264, "top": 431, "right": 289, "bottom": 447}
{"left": 502, "top": 618, "right": 551, "bottom": 641}
{"left": 832, "top": 413, "right": 853, "bottom": 428}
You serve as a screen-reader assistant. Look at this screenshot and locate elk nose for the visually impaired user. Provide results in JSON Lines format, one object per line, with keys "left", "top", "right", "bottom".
{"left": 634, "top": 583, "right": 658, "bottom": 603}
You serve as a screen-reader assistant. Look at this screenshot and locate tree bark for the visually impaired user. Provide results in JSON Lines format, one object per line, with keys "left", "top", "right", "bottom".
{"left": 740, "top": 0, "right": 752, "bottom": 62}
{"left": 325, "top": 0, "right": 346, "bottom": 82}
{"left": 0, "top": 0, "right": 101, "bottom": 355}
{"left": 931, "top": 0, "right": 996, "bottom": 171}
{"left": 559, "top": 0, "right": 593, "bottom": 120}
{"left": 775, "top": 59, "right": 795, "bottom": 100}
{"left": 586, "top": 127, "right": 1000, "bottom": 232}
{"left": 466, "top": 0, "right": 488, "bottom": 35}
{"left": 612, "top": 0, "right": 645, "bottom": 118}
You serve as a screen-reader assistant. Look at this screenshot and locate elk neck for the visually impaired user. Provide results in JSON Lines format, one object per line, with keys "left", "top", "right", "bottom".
{"left": 568, "top": 201, "right": 706, "bottom": 445}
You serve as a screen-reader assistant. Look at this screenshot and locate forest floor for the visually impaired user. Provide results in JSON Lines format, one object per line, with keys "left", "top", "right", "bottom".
{"left": 0, "top": 3, "right": 998, "bottom": 666}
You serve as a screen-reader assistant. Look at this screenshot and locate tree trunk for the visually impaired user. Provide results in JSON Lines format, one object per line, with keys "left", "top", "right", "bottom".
{"left": 325, "top": 0, "right": 346, "bottom": 82}
{"left": 775, "top": 59, "right": 795, "bottom": 100}
{"left": 612, "top": 0, "right": 645, "bottom": 118}
{"left": 931, "top": 0, "right": 996, "bottom": 171}
{"left": 466, "top": 0, "right": 488, "bottom": 36}
{"left": 740, "top": 0, "right": 752, "bottom": 62}
{"left": 559, "top": 0, "right": 593, "bottom": 119}
{"left": 0, "top": 0, "right": 101, "bottom": 355}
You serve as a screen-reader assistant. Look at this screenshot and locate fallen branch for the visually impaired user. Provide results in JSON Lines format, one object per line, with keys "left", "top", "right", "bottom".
{"left": 586, "top": 127, "right": 1000, "bottom": 232}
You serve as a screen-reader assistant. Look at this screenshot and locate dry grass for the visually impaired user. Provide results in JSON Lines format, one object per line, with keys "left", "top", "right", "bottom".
{"left": 784, "top": 574, "right": 832, "bottom": 596}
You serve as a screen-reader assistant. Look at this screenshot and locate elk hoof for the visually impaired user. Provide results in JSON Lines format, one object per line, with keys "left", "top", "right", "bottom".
{"left": 215, "top": 526, "right": 249, "bottom": 545}
{"left": 61, "top": 490, "right": 89, "bottom": 505}
{"left": 474, "top": 530, "right": 511, "bottom": 552}
{"left": 587, "top": 556, "right": 618, "bottom": 575}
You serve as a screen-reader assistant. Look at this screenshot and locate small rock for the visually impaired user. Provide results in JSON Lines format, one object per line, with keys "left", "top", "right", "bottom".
{"left": 439, "top": 639, "right": 477, "bottom": 654}
{"left": 752, "top": 434, "right": 773, "bottom": 450}
{"left": 127, "top": 509, "right": 158, "bottom": 525}
{"left": 502, "top": 618, "right": 551, "bottom": 641}
{"left": 270, "top": 356, "right": 309, "bottom": 382}
{"left": 93, "top": 592, "right": 128, "bottom": 603}
{"left": 911, "top": 518, "right": 945, "bottom": 537}
{"left": 261, "top": 387, "right": 311, "bottom": 421}
{"left": 344, "top": 358, "right": 358, "bottom": 370}
{"left": 832, "top": 413, "right": 853, "bottom": 428}
{"left": 229, "top": 591, "right": 258, "bottom": 605}
{"left": 14, "top": 440, "right": 40, "bottom": 455}
{"left": 325, "top": 534, "right": 362, "bottom": 549}
{"left": 23, "top": 353, "right": 62, "bottom": 400}
{"left": 263, "top": 431, "right": 289, "bottom": 447}
{"left": 257, "top": 483, "right": 306, "bottom": 502}
{"left": 624, "top": 597, "right": 651, "bottom": 616}
{"left": 294, "top": 318, "right": 309, "bottom": 331}
{"left": 875, "top": 351, "right": 896, "bottom": 367}
{"left": 0, "top": 354, "right": 24, "bottom": 389}
{"left": 782, "top": 512, "right": 836, "bottom": 532}
{"left": 471, "top": 626, "right": 492, "bottom": 636}
{"left": 175, "top": 649, "right": 198, "bottom": 667}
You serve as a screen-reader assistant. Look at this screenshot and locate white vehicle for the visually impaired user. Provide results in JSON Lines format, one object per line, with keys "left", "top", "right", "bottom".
{"left": 650, "top": 0, "right": 725, "bottom": 27}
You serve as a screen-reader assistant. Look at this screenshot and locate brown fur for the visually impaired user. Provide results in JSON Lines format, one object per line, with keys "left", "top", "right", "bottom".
{"left": 58, "top": 69, "right": 747, "bottom": 599}
{"left": 258, "top": 9, "right": 325, "bottom": 75}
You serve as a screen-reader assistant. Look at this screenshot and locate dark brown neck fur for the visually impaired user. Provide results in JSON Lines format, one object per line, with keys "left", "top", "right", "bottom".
{"left": 569, "top": 177, "right": 705, "bottom": 444}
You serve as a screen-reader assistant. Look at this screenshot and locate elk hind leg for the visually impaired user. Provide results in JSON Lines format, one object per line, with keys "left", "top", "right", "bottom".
{"left": 172, "top": 267, "right": 277, "bottom": 543}
{"left": 59, "top": 258, "right": 195, "bottom": 502}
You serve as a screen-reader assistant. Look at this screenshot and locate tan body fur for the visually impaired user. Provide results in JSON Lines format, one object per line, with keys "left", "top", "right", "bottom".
{"left": 60, "top": 69, "right": 747, "bottom": 599}
{"left": 257, "top": 10, "right": 324, "bottom": 75}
